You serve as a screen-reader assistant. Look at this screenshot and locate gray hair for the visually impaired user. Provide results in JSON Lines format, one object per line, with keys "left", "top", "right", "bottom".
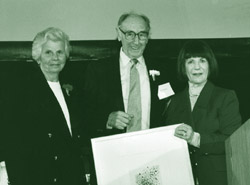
{"left": 117, "top": 12, "right": 151, "bottom": 31}
{"left": 32, "top": 27, "right": 70, "bottom": 61}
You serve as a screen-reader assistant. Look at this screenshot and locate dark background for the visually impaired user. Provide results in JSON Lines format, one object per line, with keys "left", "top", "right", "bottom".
{"left": 0, "top": 38, "right": 250, "bottom": 122}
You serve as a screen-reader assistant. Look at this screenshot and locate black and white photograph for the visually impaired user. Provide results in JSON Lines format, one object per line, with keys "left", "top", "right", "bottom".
{"left": 0, "top": 1, "right": 250, "bottom": 185}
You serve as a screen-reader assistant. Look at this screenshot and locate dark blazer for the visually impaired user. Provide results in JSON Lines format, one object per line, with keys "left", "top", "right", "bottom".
{"left": 84, "top": 53, "right": 168, "bottom": 138}
{"left": 3, "top": 63, "right": 87, "bottom": 185}
{"left": 0, "top": 64, "right": 7, "bottom": 163}
{"left": 0, "top": 62, "right": 18, "bottom": 163}
{"left": 165, "top": 81, "right": 241, "bottom": 185}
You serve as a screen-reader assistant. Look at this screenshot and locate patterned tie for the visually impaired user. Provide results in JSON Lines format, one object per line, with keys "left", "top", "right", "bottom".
{"left": 127, "top": 59, "right": 142, "bottom": 132}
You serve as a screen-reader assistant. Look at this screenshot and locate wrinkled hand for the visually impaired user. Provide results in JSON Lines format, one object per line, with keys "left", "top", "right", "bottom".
{"left": 174, "top": 123, "right": 194, "bottom": 143}
{"left": 107, "top": 111, "right": 133, "bottom": 130}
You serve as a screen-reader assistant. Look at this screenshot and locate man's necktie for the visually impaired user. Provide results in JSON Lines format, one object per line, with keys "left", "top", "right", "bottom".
{"left": 127, "top": 59, "right": 142, "bottom": 132}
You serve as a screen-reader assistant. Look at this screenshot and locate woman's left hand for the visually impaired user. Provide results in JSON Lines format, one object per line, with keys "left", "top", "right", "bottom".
{"left": 174, "top": 123, "right": 194, "bottom": 143}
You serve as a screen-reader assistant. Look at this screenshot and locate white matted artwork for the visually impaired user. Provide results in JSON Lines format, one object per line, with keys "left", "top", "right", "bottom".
{"left": 91, "top": 124, "right": 194, "bottom": 185}
{"left": 0, "top": 162, "right": 8, "bottom": 185}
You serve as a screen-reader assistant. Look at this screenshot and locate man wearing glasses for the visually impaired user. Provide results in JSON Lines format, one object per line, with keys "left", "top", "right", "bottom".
{"left": 84, "top": 12, "right": 167, "bottom": 138}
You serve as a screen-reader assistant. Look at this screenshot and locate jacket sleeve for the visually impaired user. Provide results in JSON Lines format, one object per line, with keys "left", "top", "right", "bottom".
{"left": 199, "top": 90, "right": 242, "bottom": 154}
{"left": 83, "top": 61, "right": 102, "bottom": 138}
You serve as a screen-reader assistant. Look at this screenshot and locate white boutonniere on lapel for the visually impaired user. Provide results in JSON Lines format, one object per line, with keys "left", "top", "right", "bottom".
{"left": 149, "top": 70, "right": 160, "bottom": 81}
{"left": 62, "top": 84, "right": 73, "bottom": 96}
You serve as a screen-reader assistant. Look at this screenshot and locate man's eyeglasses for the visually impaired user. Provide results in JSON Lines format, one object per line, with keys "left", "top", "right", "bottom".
{"left": 118, "top": 27, "right": 149, "bottom": 41}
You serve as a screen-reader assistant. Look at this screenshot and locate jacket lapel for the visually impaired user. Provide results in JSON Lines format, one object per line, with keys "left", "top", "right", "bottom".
{"left": 192, "top": 81, "right": 214, "bottom": 131}
{"left": 60, "top": 83, "right": 75, "bottom": 138}
{"left": 110, "top": 54, "right": 125, "bottom": 111}
{"left": 35, "top": 68, "right": 72, "bottom": 140}
{"left": 180, "top": 88, "right": 195, "bottom": 129}
{"left": 145, "top": 57, "right": 167, "bottom": 127}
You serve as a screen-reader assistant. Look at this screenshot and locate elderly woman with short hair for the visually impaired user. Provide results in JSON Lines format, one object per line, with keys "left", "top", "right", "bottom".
{"left": 4, "top": 27, "right": 88, "bottom": 185}
{"left": 165, "top": 40, "right": 241, "bottom": 185}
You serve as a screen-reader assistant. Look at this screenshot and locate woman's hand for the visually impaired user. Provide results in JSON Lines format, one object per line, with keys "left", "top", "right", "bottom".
{"left": 174, "top": 123, "right": 194, "bottom": 143}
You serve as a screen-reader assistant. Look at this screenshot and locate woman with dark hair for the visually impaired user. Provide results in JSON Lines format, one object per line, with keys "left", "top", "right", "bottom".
{"left": 164, "top": 40, "right": 241, "bottom": 185}
{"left": 4, "top": 27, "right": 88, "bottom": 185}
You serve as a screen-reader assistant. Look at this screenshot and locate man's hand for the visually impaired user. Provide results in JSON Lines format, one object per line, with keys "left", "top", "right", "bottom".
{"left": 107, "top": 111, "right": 133, "bottom": 130}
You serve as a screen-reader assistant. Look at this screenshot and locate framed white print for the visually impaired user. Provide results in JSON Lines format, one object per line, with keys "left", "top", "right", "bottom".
{"left": 91, "top": 125, "right": 194, "bottom": 185}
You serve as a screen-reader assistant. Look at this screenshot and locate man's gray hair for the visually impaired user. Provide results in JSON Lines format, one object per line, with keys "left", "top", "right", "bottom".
{"left": 117, "top": 12, "right": 151, "bottom": 31}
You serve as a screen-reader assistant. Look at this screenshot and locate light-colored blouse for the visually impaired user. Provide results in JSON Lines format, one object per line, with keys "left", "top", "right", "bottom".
{"left": 188, "top": 81, "right": 207, "bottom": 111}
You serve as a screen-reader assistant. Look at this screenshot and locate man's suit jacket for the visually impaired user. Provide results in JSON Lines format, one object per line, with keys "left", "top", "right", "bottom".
{"left": 165, "top": 81, "right": 241, "bottom": 185}
{"left": 84, "top": 53, "right": 168, "bottom": 138}
{"left": 4, "top": 63, "right": 87, "bottom": 185}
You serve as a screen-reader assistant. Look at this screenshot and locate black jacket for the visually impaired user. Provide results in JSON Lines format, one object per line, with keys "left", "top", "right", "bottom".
{"left": 3, "top": 62, "right": 88, "bottom": 185}
{"left": 165, "top": 81, "right": 242, "bottom": 185}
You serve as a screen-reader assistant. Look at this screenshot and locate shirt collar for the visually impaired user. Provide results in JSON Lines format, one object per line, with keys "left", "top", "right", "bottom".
{"left": 119, "top": 48, "right": 144, "bottom": 66}
{"left": 188, "top": 81, "right": 207, "bottom": 96}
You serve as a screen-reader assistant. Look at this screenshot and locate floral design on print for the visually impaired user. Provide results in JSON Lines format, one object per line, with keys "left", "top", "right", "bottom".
{"left": 135, "top": 165, "right": 161, "bottom": 185}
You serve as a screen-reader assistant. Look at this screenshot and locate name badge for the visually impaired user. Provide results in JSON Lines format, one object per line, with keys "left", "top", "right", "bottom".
{"left": 158, "top": 82, "right": 175, "bottom": 100}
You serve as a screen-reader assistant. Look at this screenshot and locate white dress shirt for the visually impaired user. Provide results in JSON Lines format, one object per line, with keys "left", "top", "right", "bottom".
{"left": 47, "top": 81, "right": 72, "bottom": 135}
{"left": 120, "top": 49, "right": 151, "bottom": 130}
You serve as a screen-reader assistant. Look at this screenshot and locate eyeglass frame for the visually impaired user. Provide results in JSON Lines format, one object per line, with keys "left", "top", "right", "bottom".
{"left": 118, "top": 27, "right": 149, "bottom": 41}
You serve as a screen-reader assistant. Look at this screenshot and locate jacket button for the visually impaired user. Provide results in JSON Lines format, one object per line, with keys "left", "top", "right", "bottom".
{"left": 77, "top": 135, "right": 81, "bottom": 138}
{"left": 48, "top": 133, "right": 52, "bottom": 138}
{"left": 205, "top": 153, "right": 209, "bottom": 155}
{"left": 53, "top": 178, "right": 57, "bottom": 182}
{"left": 195, "top": 163, "right": 198, "bottom": 166}
{"left": 54, "top": 156, "right": 58, "bottom": 160}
